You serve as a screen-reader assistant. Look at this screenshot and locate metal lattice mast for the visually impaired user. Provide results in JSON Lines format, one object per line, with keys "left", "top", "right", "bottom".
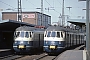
{"left": 41, "top": 0, "right": 43, "bottom": 26}
{"left": 18, "top": 0, "right": 22, "bottom": 22}
{"left": 62, "top": 0, "right": 65, "bottom": 26}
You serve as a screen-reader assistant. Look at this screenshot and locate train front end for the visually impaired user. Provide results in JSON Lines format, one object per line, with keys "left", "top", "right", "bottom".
{"left": 43, "top": 31, "right": 65, "bottom": 54}
{"left": 13, "top": 31, "right": 33, "bottom": 53}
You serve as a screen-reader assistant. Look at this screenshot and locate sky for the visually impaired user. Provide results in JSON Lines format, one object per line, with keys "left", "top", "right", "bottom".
{"left": 0, "top": 0, "right": 86, "bottom": 24}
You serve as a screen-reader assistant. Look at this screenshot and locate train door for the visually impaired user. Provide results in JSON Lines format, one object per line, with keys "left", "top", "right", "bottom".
{"left": 33, "top": 33, "right": 39, "bottom": 48}
{"left": 76, "top": 34, "right": 77, "bottom": 45}
{"left": 73, "top": 34, "right": 75, "bottom": 45}
{"left": 80, "top": 35, "right": 81, "bottom": 44}
{"left": 67, "top": 33, "right": 69, "bottom": 47}
{"left": 40, "top": 33, "right": 44, "bottom": 47}
{"left": 68, "top": 33, "right": 71, "bottom": 47}
{"left": 70, "top": 34, "right": 72, "bottom": 46}
{"left": 79, "top": 35, "right": 80, "bottom": 44}
{"left": 72, "top": 34, "right": 74, "bottom": 45}
{"left": 77, "top": 34, "right": 79, "bottom": 45}
{"left": 65, "top": 32, "right": 67, "bottom": 47}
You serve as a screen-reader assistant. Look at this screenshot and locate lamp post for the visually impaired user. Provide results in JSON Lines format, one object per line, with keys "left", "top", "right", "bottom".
{"left": 79, "top": 0, "right": 90, "bottom": 60}
{"left": 62, "top": 0, "right": 65, "bottom": 26}
{"left": 66, "top": 6, "right": 72, "bottom": 26}
{"left": 86, "top": 0, "right": 90, "bottom": 60}
{"left": 36, "top": 0, "right": 43, "bottom": 26}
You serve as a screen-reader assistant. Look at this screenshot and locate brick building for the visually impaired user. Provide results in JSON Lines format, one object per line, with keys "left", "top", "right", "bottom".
{"left": 2, "top": 11, "right": 51, "bottom": 27}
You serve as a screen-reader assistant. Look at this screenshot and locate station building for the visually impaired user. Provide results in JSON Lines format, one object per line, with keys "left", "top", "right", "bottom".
{"left": 2, "top": 11, "right": 51, "bottom": 27}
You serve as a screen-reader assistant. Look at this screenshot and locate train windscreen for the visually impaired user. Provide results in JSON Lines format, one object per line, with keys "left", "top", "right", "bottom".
{"left": 57, "top": 32, "right": 60, "bottom": 38}
{"left": 29, "top": 32, "right": 32, "bottom": 37}
{"left": 51, "top": 32, "right": 56, "bottom": 37}
{"left": 47, "top": 32, "right": 51, "bottom": 37}
{"left": 25, "top": 32, "right": 29, "bottom": 38}
{"left": 14, "top": 32, "right": 20, "bottom": 38}
{"left": 61, "top": 32, "right": 63, "bottom": 38}
{"left": 20, "top": 32, "right": 24, "bottom": 37}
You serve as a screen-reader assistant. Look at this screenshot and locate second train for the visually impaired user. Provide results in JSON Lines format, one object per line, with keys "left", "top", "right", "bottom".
{"left": 43, "top": 25, "right": 85, "bottom": 54}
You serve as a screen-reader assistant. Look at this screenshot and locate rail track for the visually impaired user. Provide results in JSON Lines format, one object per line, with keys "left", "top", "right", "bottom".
{"left": 0, "top": 45, "right": 85, "bottom": 60}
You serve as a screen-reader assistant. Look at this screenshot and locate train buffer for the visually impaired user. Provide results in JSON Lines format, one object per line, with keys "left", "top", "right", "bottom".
{"left": 55, "top": 50, "right": 86, "bottom": 60}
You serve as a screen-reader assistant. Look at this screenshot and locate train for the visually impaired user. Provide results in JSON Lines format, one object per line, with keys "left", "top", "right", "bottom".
{"left": 43, "top": 25, "right": 85, "bottom": 54}
{"left": 13, "top": 26, "right": 44, "bottom": 53}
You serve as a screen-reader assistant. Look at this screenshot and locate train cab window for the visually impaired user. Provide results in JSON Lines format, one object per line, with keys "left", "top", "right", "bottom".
{"left": 47, "top": 32, "right": 51, "bottom": 37}
{"left": 29, "top": 32, "right": 32, "bottom": 37}
{"left": 57, "top": 32, "right": 60, "bottom": 38}
{"left": 44, "top": 31, "right": 47, "bottom": 37}
{"left": 51, "top": 32, "right": 56, "bottom": 37}
{"left": 25, "top": 32, "right": 29, "bottom": 38}
{"left": 20, "top": 32, "right": 24, "bottom": 37}
{"left": 61, "top": 32, "right": 63, "bottom": 38}
{"left": 14, "top": 32, "right": 20, "bottom": 38}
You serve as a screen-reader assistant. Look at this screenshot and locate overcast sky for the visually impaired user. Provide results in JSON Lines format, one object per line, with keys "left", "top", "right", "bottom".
{"left": 0, "top": 0, "right": 86, "bottom": 24}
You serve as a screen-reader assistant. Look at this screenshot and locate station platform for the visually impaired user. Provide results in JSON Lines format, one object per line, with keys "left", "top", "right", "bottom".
{"left": 0, "top": 49, "right": 11, "bottom": 52}
{"left": 55, "top": 50, "right": 86, "bottom": 60}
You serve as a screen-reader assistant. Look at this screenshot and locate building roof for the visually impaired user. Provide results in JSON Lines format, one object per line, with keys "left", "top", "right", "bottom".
{"left": 2, "top": 11, "right": 51, "bottom": 17}
{"left": 0, "top": 19, "right": 35, "bottom": 31}
{"left": 67, "top": 19, "right": 86, "bottom": 26}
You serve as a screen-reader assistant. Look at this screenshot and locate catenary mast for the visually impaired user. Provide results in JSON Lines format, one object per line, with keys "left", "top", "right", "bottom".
{"left": 62, "top": 0, "right": 65, "bottom": 26}
{"left": 41, "top": 0, "right": 43, "bottom": 26}
{"left": 18, "top": 0, "right": 22, "bottom": 22}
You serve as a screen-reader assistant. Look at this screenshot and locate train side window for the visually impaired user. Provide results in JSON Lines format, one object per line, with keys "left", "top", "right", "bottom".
{"left": 25, "top": 32, "right": 29, "bottom": 38}
{"left": 15, "top": 32, "right": 20, "bottom": 38}
{"left": 47, "top": 32, "right": 51, "bottom": 37}
{"left": 57, "top": 32, "right": 60, "bottom": 38}
{"left": 51, "top": 32, "right": 56, "bottom": 37}
{"left": 44, "top": 31, "right": 47, "bottom": 37}
{"left": 29, "top": 32, "right": 32, "bottom": 37}
{"left": 31, "top": 32, "right": 34, "bottom": 37}
{"left": 61, "top": 32, "right": 63, "bottom": 38}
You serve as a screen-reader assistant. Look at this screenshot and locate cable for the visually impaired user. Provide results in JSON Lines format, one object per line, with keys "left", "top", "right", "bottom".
{"left": 25, "top": 0, "right": 37, "bottom": 7}
{"left": 56, "top": 0, "right": 75, "bottom": 16}
{"left": 45, "top": 0, "right": 60, "bottom": 14}
{"left": 0, "top": 1, "right": 15, "bottom": 9}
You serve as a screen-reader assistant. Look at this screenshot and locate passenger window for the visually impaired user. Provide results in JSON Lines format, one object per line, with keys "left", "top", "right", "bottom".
{"left": 44, "top": 31, "right": 47, "bottom": 37}
{"left": 31, "top": 32, "right": 34, "bottom": 37}
{"left": 51, "top": 32, "right": 56, "bottom": 37}
{"left": 57, "top": 32, "right": 60, "bottom": 38}
{"left": 15, "top": 32, "right": 20, "bottom": 37}
{"left": 61, "top": 32, "right": 63, "bottom": 38}
{"left": 25, "top": 32, "right": 29, "bottom": 38}
{"left": 47, "top": 32, "right": 51, "bottom": 37}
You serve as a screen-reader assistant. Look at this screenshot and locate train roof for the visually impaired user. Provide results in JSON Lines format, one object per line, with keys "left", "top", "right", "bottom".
{"left": 45, "top": 26, "right": 78, "bottom": 32}
{"left": 16, "top": 26, "right": 45, "bottom": 31}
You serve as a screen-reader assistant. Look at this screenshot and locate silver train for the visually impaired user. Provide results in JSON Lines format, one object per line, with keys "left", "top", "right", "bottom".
{"left": 43, "top": 26, "right": 85, "bottom": 54}
{"left": 13, "top": 26, "right": 44, "bottom": 53}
